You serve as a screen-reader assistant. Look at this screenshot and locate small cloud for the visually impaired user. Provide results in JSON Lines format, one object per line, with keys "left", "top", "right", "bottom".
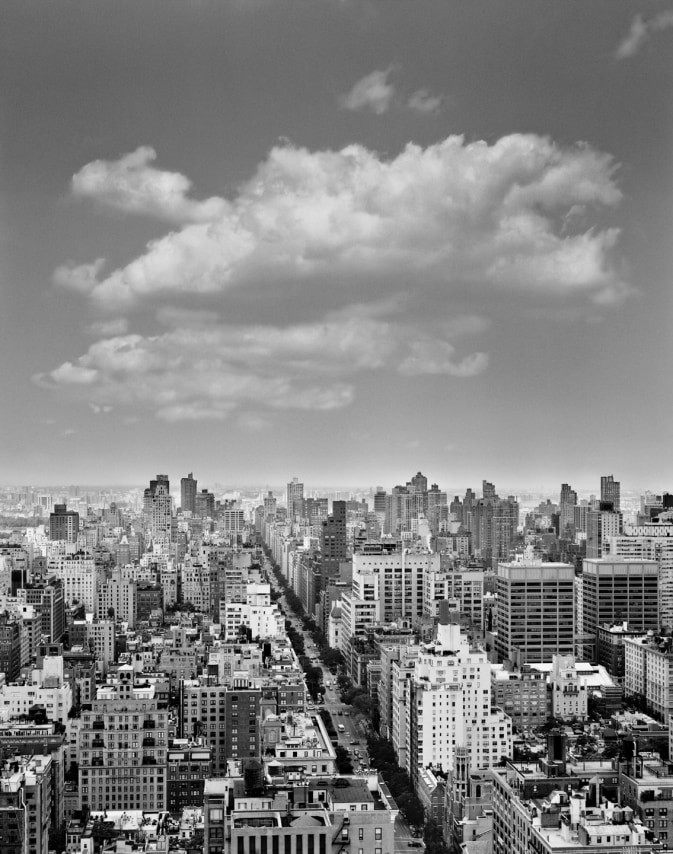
{"left": 615, "top": 10, "right": 673, "bottom": 59}
{"left": 340, "top": 67, "right": 396, "bottom": 114}
{"left": 62, "top": 428, "right": 76, "bottom": 437}
{"left": 89, "top": 403, "right": 113, "bottom": 414}
{"left": 71, "top": 146, "right": 227, "bottom": 223}
{"left": 398, "top": 340, "right": 489, "bottom": 378}
{"left": 236, "top": 412, "right": 271, "bottom": 433}
{"left": 89, "top": 318, "right": 129, "bottom": 336}
{"left": 53, "top": 258, "right": 106, "bottom": 294}
{"left": 407, "top": 89, "right": 443, "bottom": 114}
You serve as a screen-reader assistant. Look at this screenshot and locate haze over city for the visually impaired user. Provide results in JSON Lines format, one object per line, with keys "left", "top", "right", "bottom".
{"left": 1, "top": 2, "right": 671, "bottom": 491}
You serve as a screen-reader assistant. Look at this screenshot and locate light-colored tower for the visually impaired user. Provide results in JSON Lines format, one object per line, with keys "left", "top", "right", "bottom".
{"left": 408, "top": 601, "right": 511, "bottom": 787}
{"left": 143, "top": 474, "right": 173, "bottom": 550}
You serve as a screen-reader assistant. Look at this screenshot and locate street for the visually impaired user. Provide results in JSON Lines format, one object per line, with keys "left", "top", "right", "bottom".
{"left": 268, "top": 563, "right": 423, "bottom": 853}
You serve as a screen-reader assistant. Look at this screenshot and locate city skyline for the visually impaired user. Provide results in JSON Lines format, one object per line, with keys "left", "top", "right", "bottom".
{"left": 1, "top": 2, "right": 672, "bottom": 488}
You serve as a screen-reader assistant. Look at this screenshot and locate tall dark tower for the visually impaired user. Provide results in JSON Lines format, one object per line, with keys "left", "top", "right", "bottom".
{"left": 320, "top": 500, "right": 348, "bottom": 588}
{"left": 49, "top": 504, "right": 80, "bottom": 542}
{"left": 181, "top": 472, "right": 197, "bottom": 514}
{"left": 601, "top": 475, "right": 621, "bottom": 512}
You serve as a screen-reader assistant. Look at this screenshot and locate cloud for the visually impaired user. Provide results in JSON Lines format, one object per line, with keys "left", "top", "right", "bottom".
{"left": 61, "top": 134, "right": 628, "bottom": 309}
{"left": 398, "top": 341, "right": 488, "bottom": 377}
{"left": 71, "top": 146, "right": 228, "bottom": 223}
{"left": 407, "top": 89, "right": 443, "bottom": 114}
{"left": 340, "top": 67, "right": 396, "bottom": 114}
{"left": 615, "top": 11, "right": 673, "bottom": 59}
{"left": 88, "top": 318, "right": 129, "bottom": 336}
{"left": 53, "top": 258, "right": 106, "bottom": 294}
{"left": 34, "top": 310, "right": 488, "bottom": 421}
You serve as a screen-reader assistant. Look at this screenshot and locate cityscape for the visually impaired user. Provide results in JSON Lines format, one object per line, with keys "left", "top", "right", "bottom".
{"left": 2, "top": 3, "right": 672, "bottom": 854}
{"left": 0, "top": 472, "right": 673, "bottom": 854}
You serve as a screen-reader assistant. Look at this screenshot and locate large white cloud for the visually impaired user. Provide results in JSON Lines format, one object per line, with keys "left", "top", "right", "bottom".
{"left": 33, "top": 311, "right": 488, "bottom": 421}
{"left": 59, "top": 134, "right": 629, "bottom": 308}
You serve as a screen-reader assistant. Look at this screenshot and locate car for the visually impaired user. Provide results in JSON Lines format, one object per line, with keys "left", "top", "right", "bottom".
{"left": 408, "top": 843, "right": 423, "bottom": 848}
{"left": 337, "top": 710, "right": 343, "bottom": 715}
{"left": 349, "top": 740, "right": 359, "bottom": 745}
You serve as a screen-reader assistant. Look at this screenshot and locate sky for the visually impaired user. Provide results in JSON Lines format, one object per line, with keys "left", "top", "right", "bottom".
{"left": 1, "top": 0, "right": 672, "bottom": 493}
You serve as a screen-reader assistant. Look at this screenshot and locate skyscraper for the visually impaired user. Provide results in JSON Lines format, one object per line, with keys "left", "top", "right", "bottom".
{"left": 579, "top": 557, "right": 659, "bottom": 661}
{"left": 143, "top": 474, "right": 173, "bottom": 549}
{"left": 320, "top": 500, "right": 348, "bottom": 587}
{"left": 181, "top": 472, "right": 197, "bottom": 514}
{"left": 601, "top": 474, "right": 621, "bottom": 511}
{"left": 586, "top": 505, "right": 623, "bottom": 558}
{"left": 48, "top": 504, "right": 79, "bottom": 542}
{"left": 286, "top": 477, "right": 304, "bottom": 520}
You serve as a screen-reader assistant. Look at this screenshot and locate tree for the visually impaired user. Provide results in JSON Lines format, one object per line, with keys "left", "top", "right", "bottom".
{"left": 397, "top": 792, "right": 425, "bottom": 828}
{"left": 335, "top": 745, "right": 354, "bottom": 774}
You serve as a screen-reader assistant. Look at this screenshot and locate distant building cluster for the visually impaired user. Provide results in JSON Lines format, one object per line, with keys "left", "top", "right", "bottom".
{"left": 0, "top": 471, "right": 671, "bottom": 853}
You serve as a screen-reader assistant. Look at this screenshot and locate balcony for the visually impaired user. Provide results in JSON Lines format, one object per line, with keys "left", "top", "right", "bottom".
{"left": 142, "top": 756, "right": 157, "bottom": 765}
{"left": 92, "top": 721, "right": 105, "bottom": 730}
{"left": 143, "top": 737, "right": 156, "bottom": 747}
{"left": 143, "top": 720, "right": 156, "bottom": 729}
{"left": 92, "top": 739, "right": 104, "bottom": 748}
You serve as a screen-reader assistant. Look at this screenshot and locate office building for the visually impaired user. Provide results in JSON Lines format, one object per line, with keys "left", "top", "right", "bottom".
{"left": 495, "top": 557, "right": 575, "bottom": 664}
{"left": 608, "top": 512, "right": 673, "bottom": 630}
{"left": 579, "top": 558, "right": 659, "bottom": 661}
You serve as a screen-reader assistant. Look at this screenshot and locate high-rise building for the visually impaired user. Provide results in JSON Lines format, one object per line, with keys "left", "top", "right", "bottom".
{"left": 320, "top": 500, "right": 348, "bottom": 588}
{"left": 19, "top": 576, "right": 65, "bottom": 642}
{"left": 143, "top": 474, "right": 173, "bottom": 549}
{"left": 0, "top": 755, "right": 53, "bottom": 854}
{"left": 181, "top": 472, "right": 197, "bottom": 514}
{"left": 78, "top": 666, "right": 168, "bottom": 812}
{"left": 408, "top": 602, "right": 512, "bottom": 786}
{"left": 491, "top": 496, "right": 519, "bottom": 568}
{"left": 263, "top": 491, "right": 277, "bottom": 521}
{"left": 48, "top": 504, "right": 79, "bottom": 542}
{"left": 495, "top": 557, "right": 575, "bottom": 664}
{"left": 579, "top": 557, "right": 659, "bottom": 660}
{"left": 586, "top": 506, "right": 622, "bottom": 558}
{"left": 195, "top": 488, "right": 215, "bottom": 518}
{"left": 601, "top": 474, "right": 621, "bottom": 511}
{"left": 0, "top": 612, "right": 22, "bottom": 682}
{"left": 559, "top": 483, "right": 577, "bottom": 537}
{"left": 607, "top": 512, "right": 673, "bottom": 629}
{"left": 286, "top": 477, "right": 304, "bottom": 520}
